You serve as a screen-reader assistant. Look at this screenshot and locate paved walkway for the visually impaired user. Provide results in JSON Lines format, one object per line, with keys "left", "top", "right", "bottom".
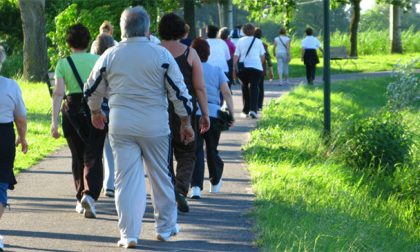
{"left": 2, "top": 71, "right": 393, "bottom": 251}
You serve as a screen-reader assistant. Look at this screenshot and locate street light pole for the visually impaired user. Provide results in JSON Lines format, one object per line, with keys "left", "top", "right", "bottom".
{"left": 323, "top": 0, "right": 331, "bottom": 135}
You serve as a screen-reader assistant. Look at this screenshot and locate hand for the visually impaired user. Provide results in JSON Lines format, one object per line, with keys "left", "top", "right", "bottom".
{"left": 16, "top": 137, "right": 28, "bottom": 154}
{"left": 91, "top": 111, "right": 107, "bottom": 130}
{"left": 180, "top": 124, "right": 195, "bottom": 145}
{"left": 199, "top": 115, "right": 210, "bottom": 134}
{"left": 51, "top": 123, "right": 60, "bottom": 139}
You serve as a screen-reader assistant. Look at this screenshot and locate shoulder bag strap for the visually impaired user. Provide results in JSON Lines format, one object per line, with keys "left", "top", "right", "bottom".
{"left": 66, "top": 56, "right": 85, "bottom": 92}
{"left": 279, "top": 36, "right": 288, "bottom": 50}
{"left": 244, "top": 37, "right": 256, "bottom": 59}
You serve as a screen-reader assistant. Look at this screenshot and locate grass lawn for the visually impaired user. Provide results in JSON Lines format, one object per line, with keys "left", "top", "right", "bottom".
{"left": 244, "top": 77, "right": 419, "bottom": 251}
{"left": 268, "top": 52, "right": 420, "bottom": 80}
{"left": 14, "top": 80, "right": 66, "bottom": 173}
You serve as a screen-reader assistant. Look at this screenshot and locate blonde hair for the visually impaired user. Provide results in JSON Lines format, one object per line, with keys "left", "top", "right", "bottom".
{"left": 100, "top": 21, "right": 113, "bottom": 34}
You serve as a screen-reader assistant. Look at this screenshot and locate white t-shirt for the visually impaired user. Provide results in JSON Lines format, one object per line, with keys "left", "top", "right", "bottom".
{"left": 0, "top": 76, "right": 26, "bottom": 123}
{"left": 301, "top": 36, "right": 321, "bottom": 49}
{"left": 206, "top": 38, "right": 231, "bottom": 73}
{"left": 234, "top": 36, "right": 265, "bottom": 71}
{"left": 274, "top": 35, "right": 290, "bottom": 54}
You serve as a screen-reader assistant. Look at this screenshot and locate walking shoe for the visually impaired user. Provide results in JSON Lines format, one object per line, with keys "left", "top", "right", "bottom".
{"left": 0, "top": 235, "right": 4, "bottom": 251}
{"left": 81, "top": 194, "right": 96, "bottom": 219}
{"left": 104, "top": 189, "right": 115, "bottom": 198}
{"left": 175, "top": 193, "right": 189, "bottom": 213}
{"left": 248, "top": 111, "right": 257, "bottom": 119}
{"left": 117, "top": 238, "right": 137, "bottom": 248}
{"left": 75, "top": 201, "right": 83, "bottom": 214}
{"left": 209, "top": 179, "right": 223, "bottom": 193}
{"left": 190, "top": 186, "right": 201, "bottom": 199}
{"left": 156, "top": 224, "right": 180, "bottom": 242}
{"left": 240, "top": 112, "right": 249, "bottom": 118}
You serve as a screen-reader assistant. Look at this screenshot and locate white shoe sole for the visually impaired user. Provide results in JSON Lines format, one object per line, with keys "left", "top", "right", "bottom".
{"left": 117, "top": 239, "right": 137, "bottom": 248}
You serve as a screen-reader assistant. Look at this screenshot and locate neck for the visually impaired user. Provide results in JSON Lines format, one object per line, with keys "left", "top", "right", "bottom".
{"left": 71, "top": 48, "right": 86, "bottom": 53}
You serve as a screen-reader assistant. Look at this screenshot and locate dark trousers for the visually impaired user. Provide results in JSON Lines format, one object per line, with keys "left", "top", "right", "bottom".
{"left": 191, "top": 117, "right": 223, "bottom": 189}
{"left": 0, "top": 122, "right": 17, "bottom": 188}
{"left": 238, "top": 68, "right": 262, "bottom": 114}
{"left": 257, "top": 72, "right": 265, "bottom": 110}
{"left": 305, "top": 64, "right": 316, "bottom": 84}
{"left": 62, "top": 100, "right": 106, "bottom": 201}
{"left": 168, "top": 105, "right": 197, "bottom": 196}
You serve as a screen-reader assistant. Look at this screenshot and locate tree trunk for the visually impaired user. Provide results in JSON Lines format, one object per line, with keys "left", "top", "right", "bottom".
{"left": 183, "top": 0, "right": 196, "bottom": 39}
{"left": 349, "top": 0, "right": 360, "bottom": 57}
{"left": 217, "top": 0, "right": 231, "bottom": 28}
{"left": 390, "top": 5, "right": 403, "bottom": 54}
{"left": 19, "top": 0, "right": 48, "bottom": 82}
{"left": 227, "top": 0, "right": 233, "bottom": 30}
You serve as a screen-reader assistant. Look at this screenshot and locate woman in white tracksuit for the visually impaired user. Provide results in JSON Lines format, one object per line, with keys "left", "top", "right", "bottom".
{"left": 273, "top": 27, "right": 291, "bottom": 85}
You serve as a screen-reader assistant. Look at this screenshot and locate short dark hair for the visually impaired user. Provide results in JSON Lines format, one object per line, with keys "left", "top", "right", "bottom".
{"left": 93, "top": 34, "right": 114, "bottom": 55}
{"left": 254, "top": 28, "right": 262, "bottom": 39}
{"left": 191, "top": 37, "right": 210, "bottom": 62}
{"left": 158, "top": 13, "right": 186, "bottom": 40}
{"left": 242, "top": 23, "right": 255, "bottom": 36}
{"left": 66, "top": 24, "right": 91, "bottom": 50}
{"left": 305, "top": 27, "right": 313, "bottom": 36}
{"left": 279, "top": 27, "right": 286, "bottom": 35}
{"left": 207, "top": 25, "right": 219, "bottom": 38}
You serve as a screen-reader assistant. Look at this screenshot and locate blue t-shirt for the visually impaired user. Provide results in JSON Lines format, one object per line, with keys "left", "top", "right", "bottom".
{"left": 197, "top": 62, "right": 229, "bottom": 118}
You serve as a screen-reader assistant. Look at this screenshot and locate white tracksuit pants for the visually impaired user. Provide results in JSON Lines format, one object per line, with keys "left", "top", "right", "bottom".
{"left": 110, "top": 133, "right": 177, "bottom": 240}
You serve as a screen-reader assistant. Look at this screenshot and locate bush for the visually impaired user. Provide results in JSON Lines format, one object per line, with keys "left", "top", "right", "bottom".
{"left": 335, "top": 111, "right": 413, "bottom": 174}
{"left": 0, "top": 49, "right": 22, "bottom": 78}
{"left": 387, "top": 59, "right": 420, "bottom": 110}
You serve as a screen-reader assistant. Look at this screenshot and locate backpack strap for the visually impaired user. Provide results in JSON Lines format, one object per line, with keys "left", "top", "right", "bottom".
{"left": 66, "top": 56, "right": 84, "bottom": 92}
{"left": 245, "top": 37, "right": 256, "bottom": 58}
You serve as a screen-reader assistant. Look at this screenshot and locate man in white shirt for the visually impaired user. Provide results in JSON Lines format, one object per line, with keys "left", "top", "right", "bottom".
{"left": 206, "top": 25, "right": 231, "bottom": 75}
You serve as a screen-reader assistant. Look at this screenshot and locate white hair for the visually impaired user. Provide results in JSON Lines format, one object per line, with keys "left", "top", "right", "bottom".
{"left": 120, "top": 6, "right": 150, "bottom": 39}
{"left": 0, "top": 45, "right": 6, "bottom": 69}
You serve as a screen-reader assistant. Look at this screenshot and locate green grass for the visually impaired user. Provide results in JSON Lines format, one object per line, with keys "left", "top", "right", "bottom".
{"left": 244, "top": 77, "right": 419, "bottom": 251}
{"left": 268, "top": 52, "right": 420, "bottom": 80}
{"left": 14, "top": 80, "right": 66, "bottom": 173}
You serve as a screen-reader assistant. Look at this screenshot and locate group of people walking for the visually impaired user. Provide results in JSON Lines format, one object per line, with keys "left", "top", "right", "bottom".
{"left": 0, "top": 4, "right": 324, "bottom": 250}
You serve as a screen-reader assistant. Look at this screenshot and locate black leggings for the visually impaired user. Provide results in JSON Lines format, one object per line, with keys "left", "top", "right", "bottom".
{"left": 238, "top": 68, "right": 262, "bottom": 114}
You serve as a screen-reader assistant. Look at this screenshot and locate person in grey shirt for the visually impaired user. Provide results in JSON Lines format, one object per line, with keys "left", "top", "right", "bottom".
{"left": 84, "top": 6, "right": 194, "bottom": 249}
{"left": 0, "top": 45, "right": 28, "bottom": 251}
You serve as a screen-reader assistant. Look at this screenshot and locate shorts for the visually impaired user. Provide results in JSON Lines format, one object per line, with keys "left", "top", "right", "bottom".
{"left": 0, "top": 182, "right": 9, "bottom": 207}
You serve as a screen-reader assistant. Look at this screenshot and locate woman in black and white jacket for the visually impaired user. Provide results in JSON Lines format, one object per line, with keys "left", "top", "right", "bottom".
{"left": 233, "top": 23, "right": 265, "bottom": 119}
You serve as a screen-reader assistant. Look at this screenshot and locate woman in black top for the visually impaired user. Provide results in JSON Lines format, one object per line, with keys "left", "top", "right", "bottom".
{"left": 159, "top": 13, "right": 210, "bottom": 213}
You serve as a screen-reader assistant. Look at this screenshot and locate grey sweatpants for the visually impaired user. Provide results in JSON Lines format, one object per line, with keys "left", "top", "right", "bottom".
{"left": 109, "top": 133, "right": 177, "bottom": 240}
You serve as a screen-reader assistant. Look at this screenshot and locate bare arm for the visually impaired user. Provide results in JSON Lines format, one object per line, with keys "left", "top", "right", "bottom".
{"left": 272, "top": 40, "right": 277, "bottom": 56}
{"left": 190, "top": 48, "right": 210, "bottom": 133}
{"left": 14, "top": 115, "right": 28, "bottom": 154}
{"left": 51, "top": 77, "right": 65, "bottom": 139}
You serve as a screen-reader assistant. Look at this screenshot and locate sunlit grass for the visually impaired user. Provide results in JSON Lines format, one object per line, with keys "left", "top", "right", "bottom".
{"left": 14, "top": 80, "right": 66, "bottom": 173}
{"left": 244, "top": 77, "right": 419, "bottom": 251}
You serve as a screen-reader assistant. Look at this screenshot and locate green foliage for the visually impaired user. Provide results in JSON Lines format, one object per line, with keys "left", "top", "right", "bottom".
{"left": 0, "top": 49, "right": 23, "bottom": 78}
{"left": 387, "top": 59, "right": 420, "bottom": 109}
{"left": 335, "top": 111, "right": 413, "bottom": 174}
{"left": 0, "top": 0, "right": 22, "bottom": 54}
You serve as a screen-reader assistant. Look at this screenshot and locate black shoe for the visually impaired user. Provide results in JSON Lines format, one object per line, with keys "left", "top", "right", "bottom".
{"left": 175, "top": 193, "right": 189, "bottom": 213}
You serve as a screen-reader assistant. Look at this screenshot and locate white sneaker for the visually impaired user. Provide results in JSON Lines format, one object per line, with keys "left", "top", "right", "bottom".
{"left": 81, "top": 194, "right": 96, "bottom": 219}
{"left": 209, "top": 179, "right": 223, "bottom": 193}
{"left": 0, "top": 235, "right": 4, "bottom": 251}
{"left": 75, "top": 201, "right": 83, "bottom": 214}
{"left": 248, "top": 111, "right": 257, "bottom": 119}
{"left": 156, "top": 224, "right": 180, "bottom": 241}
{"left": 117, "top": 238, "right": 137, "bottom": 248}
{"left": 240, "top": 112, "right": 249, "bottom": 118}
{"left": 190, "top": 186, "right": 201, "bottom": 199}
